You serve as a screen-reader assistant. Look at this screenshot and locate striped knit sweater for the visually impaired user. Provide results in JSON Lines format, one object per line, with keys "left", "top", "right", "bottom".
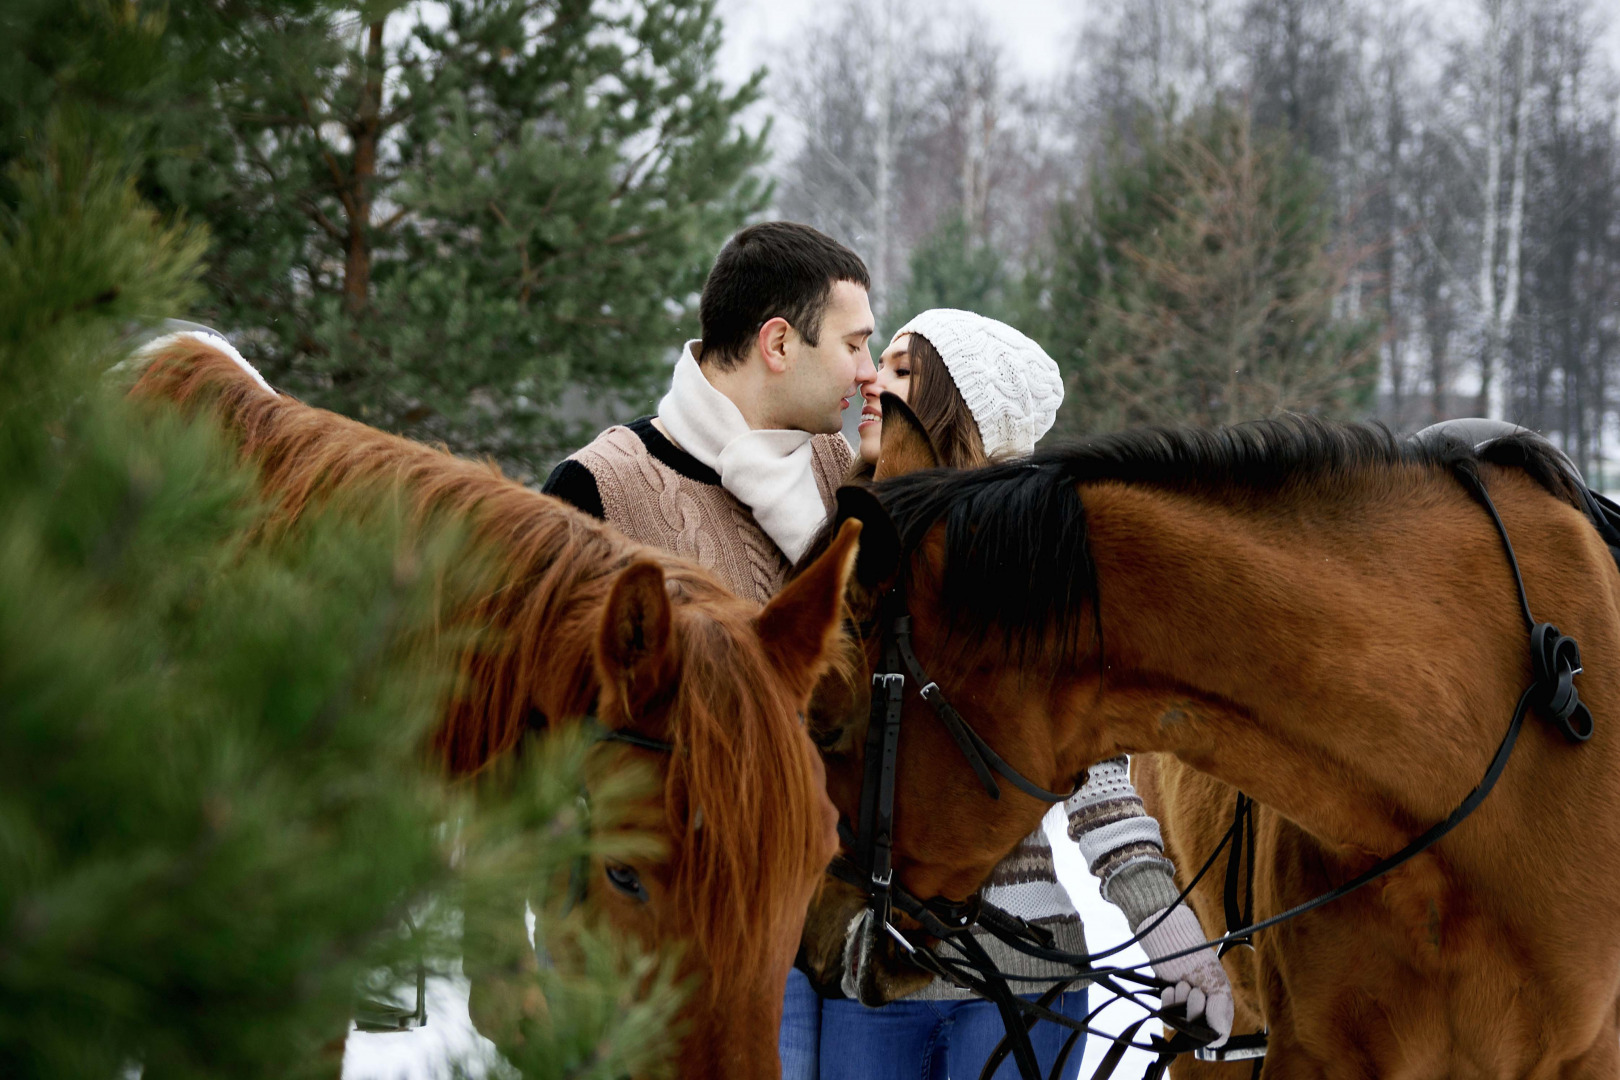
{"left": 904, "top": 755, "right": 1181, "bottom": 1000}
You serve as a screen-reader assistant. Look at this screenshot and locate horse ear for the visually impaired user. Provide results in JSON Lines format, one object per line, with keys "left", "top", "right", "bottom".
{"left": 874, "top": 392, "right": 940, "bottom": 479}
{"left": 595, "top": 561, "right": 675, "bottom": 724}
{"left": 835, "top": 486, "right": 900, "bottom": 589}
{"left": 757, "top": 519, "right": 862, "bottom": 690}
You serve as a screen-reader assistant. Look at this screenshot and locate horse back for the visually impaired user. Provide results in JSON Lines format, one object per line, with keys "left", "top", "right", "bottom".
{"left": 1137, "top": 462, "right": 1620, "bottom": 1078}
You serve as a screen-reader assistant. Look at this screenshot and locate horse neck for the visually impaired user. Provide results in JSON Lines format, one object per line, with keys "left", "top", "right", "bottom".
{"left": 433, "top": 516, "right": 640, "bottom": 772}
{"left": 136, "top": 345, "right": 632, "bottom": 769}
{"left": 229, "top": 382, "right": 619, "bottom": 761}
{"left": 1062, "top": 468, "right": 1594, "bottom": 858}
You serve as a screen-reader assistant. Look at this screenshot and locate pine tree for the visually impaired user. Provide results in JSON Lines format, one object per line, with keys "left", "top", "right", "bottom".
{"left": 897, "top": 213, "right": 1012, "bottom": 323}
{"left": 135, "top": 0, "right": 767, "bottom": 479}
{"left": 1033, "top": 103, "right": 1381, "bottom": 435}
{"left": 0, "top": 114, "right": 459, "bottom": 1080}
{"left": 1, "top": 24, "right": 685, "bottom": 1075}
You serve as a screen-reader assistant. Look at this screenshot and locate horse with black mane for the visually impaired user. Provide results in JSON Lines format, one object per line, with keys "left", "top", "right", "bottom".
{"left": 129, "top": 335, "right": 860, "bottom": 1080}
{"left": 801, "top": 397, "right": 1620, "bottom": 1078}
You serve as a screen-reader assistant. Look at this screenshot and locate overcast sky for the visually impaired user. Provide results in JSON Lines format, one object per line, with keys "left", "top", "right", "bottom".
{"left": 714, "top": 0, "right": 1083, "bottom": 89}
{"left": 712, "top": 0, "right": 1620, "bottom": 112}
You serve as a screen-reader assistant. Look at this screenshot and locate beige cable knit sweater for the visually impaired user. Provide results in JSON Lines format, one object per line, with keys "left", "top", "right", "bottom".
{"left": 542, "top": 416, "right": 852, "bottom": 604}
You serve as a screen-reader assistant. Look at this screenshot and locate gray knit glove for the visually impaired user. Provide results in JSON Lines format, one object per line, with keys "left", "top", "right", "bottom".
{"left": 1137, "top": 904, "right": 1232, "bottom": 1048}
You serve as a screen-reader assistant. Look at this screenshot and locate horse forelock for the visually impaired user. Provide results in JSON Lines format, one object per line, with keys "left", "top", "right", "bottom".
{"left": 866, "top": 415, "right": 1590, "bottom": 663}
{"left": 132, "top": 339, "right": 834, "bottom": 993}
{"left": 467, "top": 557, "right": 830, "bottom": 989}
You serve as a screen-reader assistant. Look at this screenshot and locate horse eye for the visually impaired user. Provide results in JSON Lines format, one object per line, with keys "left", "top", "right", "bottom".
{"left": 811, "top": 724, "right": 843, "bottom": 749}
{"left": 605, "top": 862, "right": 650, "bottom": 902}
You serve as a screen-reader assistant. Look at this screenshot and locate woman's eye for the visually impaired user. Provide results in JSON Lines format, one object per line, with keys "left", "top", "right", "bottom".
{"left": 605, "top": 862, "right": 650, "bottom": 902}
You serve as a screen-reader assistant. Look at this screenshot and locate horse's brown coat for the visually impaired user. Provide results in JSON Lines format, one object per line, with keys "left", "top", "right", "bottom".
{"left": 1085, "top": 472, "right": 1620, "bottom": 1078}
{"left": 807, "top": 415, "right": 1620, "bottom": 1078}
{"left": 130, "top": 340, "right": 856, "bottom": 1079}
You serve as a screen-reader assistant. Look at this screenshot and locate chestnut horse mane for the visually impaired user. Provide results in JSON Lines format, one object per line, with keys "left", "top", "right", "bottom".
{"left": 850, "top": 415, "right": 1587, "bottom": 659}
{"left": 129, "top": 340, "right": 832, "bottom": 986}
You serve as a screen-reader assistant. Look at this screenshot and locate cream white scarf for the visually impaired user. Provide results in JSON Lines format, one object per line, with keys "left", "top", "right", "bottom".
{"left": 656, "top": 342, "right": 827, "bottom": 564}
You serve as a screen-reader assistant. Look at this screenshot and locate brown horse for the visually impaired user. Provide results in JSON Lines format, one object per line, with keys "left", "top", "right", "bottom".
{"left": 129, "top": 337, "right": 859, "bottom": 1079}
{"left": 801, "top": 403, "right": 1620, "bottom": 1078}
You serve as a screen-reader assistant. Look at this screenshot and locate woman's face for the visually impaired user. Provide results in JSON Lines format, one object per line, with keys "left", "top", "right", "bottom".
{"left": 857, "top": 335, "right": 914, "bottom": 465}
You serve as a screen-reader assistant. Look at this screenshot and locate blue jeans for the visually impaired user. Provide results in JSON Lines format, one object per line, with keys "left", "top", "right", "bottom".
{"left": 817, "top": 987, "right": 1089, "bottom": 1080}
{"left": 780, "top": 966, "right": 823, "bottom": 1080}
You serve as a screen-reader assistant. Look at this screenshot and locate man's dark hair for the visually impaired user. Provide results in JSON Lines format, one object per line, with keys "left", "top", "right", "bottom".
{"left": 698, "top": 221, "right": 870, "bottom": 371}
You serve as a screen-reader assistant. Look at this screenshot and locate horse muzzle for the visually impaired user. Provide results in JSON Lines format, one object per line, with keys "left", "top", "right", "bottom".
{"left": 840, "top": 907, "right": 937, "bottom": 1006}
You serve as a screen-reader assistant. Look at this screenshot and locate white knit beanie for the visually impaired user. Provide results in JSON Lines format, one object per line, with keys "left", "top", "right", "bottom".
{"left": 891, "top": 308, "right": 1064, "bottom": 458}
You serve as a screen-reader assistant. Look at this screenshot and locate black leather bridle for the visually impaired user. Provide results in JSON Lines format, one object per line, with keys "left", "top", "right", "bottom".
{"left": 826, "top": 458, "right": 1597, "bottom": 1080}
{"left": 845, "top": 596, "right": 1081, "bottom": 932}
{"left": 828, "top": 586, "right": 1229, "bottom": 1080}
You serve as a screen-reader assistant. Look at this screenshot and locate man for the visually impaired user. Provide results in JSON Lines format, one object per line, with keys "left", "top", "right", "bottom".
{"left": 542, "top": 221, "right": 872, "bottom": 1079}
{"left": 543, "top": 220, "right": 876, "bottom": 603}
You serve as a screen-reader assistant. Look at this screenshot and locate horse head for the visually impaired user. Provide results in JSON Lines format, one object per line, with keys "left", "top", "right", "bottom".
{"left": 578, "top": 525, "right": 858, "bottom": 1077}
{"left": 797, "top": 394, "right": 1072, "bottom": 1006}
{"left": 799, "top": 392, "right": 1620, "bottom": 1073}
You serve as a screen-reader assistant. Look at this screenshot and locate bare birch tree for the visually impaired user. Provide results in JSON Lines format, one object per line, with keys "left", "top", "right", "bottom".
{"left": 772, "top": 1, "right": 1062, "bottom": 322}
{"left": 1471, "top": 0, "right": 1536, "bottom": 419}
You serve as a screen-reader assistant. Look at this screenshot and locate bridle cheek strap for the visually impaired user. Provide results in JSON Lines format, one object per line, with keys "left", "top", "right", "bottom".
{"left": 845, "top": 596, "right": 1082, "bottom": 965}
{"left": 890, "top": 614, "right": 1081, "bottom": 804}
{"left": 854, "top": 626, "right": 906, "bottom": 927}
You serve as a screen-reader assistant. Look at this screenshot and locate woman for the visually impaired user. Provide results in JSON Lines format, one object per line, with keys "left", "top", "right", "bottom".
{"left": 784, "top": 309, "right": 1232, "bottom": 1080}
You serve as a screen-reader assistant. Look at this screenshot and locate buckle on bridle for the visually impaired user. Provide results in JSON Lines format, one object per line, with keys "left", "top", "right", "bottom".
{"left": 923, "top": 893, "right": 982, "bottom": 932}
{"left": 884, "top": 920, "right": 919, "bottom": 954}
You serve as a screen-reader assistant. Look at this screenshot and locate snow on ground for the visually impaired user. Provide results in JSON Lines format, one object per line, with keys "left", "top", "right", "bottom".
{"left": 342, "top": 958, "right": 503, "bottom": 1080}
{"left": 345, "top": 804, "right": 1161, "bottom": 1079}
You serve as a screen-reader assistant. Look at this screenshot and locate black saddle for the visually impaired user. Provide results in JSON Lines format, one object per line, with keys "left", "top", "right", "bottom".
{"left": 1411, "top": 418, "right": 1620, "bottom": 570}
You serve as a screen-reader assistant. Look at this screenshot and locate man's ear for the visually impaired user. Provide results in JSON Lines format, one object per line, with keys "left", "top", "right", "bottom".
{"left": 756, "top": 519, "right": 861, "bottom": 693}
{"left": 834, "top": 486, "right": 900, "bottom": 589}
{"left": 595, "top": 561, "right": 676, "bottom": 724}
{"left": 875, "top": 392, "right": 940, "bottom": 479}
{"left": 757, "top": 316, "right": 793, "bottom": 374}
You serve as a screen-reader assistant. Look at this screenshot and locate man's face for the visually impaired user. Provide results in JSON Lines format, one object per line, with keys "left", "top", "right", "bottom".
{"left": 777, "top": 280, "right": 876, "bottom": 434}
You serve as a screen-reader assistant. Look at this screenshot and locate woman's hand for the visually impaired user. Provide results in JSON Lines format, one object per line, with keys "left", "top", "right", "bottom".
{"left": 1137, "top": 904, "right": 1234, "bottom": 1048}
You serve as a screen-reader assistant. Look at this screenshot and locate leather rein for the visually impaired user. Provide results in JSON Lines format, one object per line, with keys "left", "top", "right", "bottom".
{"left": 827, "top": 460, "right": 1596, "bottom": 1080}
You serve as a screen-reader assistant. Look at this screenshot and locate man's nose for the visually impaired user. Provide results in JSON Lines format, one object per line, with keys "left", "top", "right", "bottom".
{"left": 854, "top": 347, "right": 877, "bottom": 385}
